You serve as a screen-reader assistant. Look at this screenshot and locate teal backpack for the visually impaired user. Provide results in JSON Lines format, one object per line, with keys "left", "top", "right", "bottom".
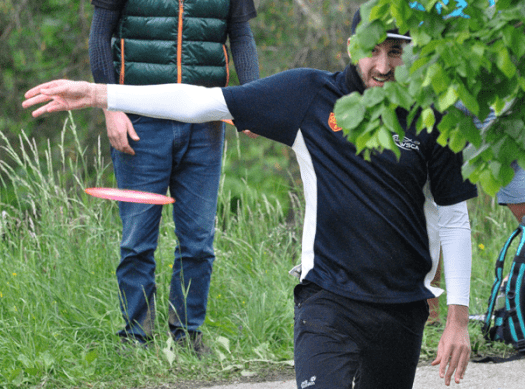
{"left": 475, "top": 223, "right": 525, "bottom": 363}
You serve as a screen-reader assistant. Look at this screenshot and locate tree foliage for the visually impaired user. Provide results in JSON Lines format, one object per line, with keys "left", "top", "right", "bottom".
{"left": 335, "top": 0, "right": 525, "bottom": 195}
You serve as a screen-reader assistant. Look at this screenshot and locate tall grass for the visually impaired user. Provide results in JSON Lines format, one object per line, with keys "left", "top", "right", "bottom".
{"left": 0, "top": 117, "right": 298, "bottom": 388}
{"left": 0, "top": 116, "right": 517, "bottom": 388}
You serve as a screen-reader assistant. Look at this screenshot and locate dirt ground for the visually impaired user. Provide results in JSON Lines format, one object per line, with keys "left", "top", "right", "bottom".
{"left": 133, "top": 366, "right": 296, "bottom": 389}
{"left": 135, "top": 354, "right": 525, "bottom": 389}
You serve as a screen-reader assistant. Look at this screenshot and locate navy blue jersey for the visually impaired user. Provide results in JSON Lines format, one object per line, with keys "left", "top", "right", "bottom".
{"left": 222, "top": 66, "right": 477, "bottom": 304}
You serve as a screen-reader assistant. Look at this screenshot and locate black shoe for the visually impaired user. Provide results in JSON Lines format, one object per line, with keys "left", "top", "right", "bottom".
{"left": 175, "top": 332, "right": 211, "bottom": 358}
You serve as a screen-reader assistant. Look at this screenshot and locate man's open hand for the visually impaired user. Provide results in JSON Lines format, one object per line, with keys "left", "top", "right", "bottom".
{"left": 432, "top": 305, "right": 471, "bottom": 386}
{"left": 22, "top": 80, "right": 107, "bottom": 117}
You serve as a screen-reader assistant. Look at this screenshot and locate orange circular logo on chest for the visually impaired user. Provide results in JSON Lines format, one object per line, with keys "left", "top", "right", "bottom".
{"left": 328, "top": 112, "right": 342, "bottom": 132}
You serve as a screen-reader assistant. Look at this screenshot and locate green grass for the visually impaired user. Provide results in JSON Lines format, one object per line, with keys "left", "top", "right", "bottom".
{"left": 0, "top": 117, "right": 517, "bottom": 388}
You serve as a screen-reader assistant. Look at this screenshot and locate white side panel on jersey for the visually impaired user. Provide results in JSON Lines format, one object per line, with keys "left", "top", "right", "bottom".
{"left": 291, "top": 130, "right": 318, "bottom": 281}
{"left": 423, "top": 181, "right": 444, "bottom": 298}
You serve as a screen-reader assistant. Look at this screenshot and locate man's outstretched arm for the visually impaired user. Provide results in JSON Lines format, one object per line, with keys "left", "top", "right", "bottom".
{"left": 22, "top": 80, "right": 233, "bottom": 123}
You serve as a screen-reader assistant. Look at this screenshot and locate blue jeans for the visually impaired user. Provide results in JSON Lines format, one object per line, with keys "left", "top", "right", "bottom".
{"left": 294, "top": 282, "right": 428, "bottom": 389}
{"left": 111, "top": 114, "right": 224, "bottom": 341}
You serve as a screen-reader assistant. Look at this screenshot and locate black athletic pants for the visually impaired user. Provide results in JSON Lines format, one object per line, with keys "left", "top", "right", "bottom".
{"left": 294, "top": 282, "right": 429, "bottom": 389}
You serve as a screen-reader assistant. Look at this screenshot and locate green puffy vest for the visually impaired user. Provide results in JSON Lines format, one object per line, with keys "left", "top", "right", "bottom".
{"left": 112, "top": 0, "right": 230, "bottom": 87}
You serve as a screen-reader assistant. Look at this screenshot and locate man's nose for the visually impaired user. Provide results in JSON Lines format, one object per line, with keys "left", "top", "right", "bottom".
{"left": 375, "top": 53, "right": 391, "bottom": 74}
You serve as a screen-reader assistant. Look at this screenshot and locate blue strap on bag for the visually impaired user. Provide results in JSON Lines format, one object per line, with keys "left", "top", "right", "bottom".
{"left": 475, "top": 224, "right": 525, "bottom": 363}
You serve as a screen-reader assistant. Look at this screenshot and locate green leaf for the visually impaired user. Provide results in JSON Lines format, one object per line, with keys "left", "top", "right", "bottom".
{"left": 411, "top": 29, "right": 432, "bottom": 46}
{"left": 410, "top": 56, "right": 433, "bottom": 74}
{"left": 479, "top": 169, "right": 500, "bottom": 197}
{"left": 457, "top": 83, "right": 479, "bottom": 117}
{"left": 489, "top": 160, "right": 503, "bottom": 180}
{"left": 334, "top": 93, "right": 367, "bottom": 131}
{"left": 390, "top": 1, "right": 413, "bottom": 33}
{"left": 494, "top": 162, "right": 516, "bottom": 186}
{"left": 356, "top": 119, "right": 381, "bottom": 153}
{"left": 496, "top": 47, "right": 516, "bottom": 79}
{"left": 356, "top": 129, "right": 375, "bottom": 154}
{"left": 422, "top": 0, "right": 440, "bottom": 12}
{"left": 348, "top": 38, "right": 372, "bottom": 64}
{"left": 449, "top": 128, "right": 467, "bottom": 153}
{"left": 437, "top": 86, "right": 458, "bottom": 112}
{"left": 461, "top": 162, "right": 478, "bottom": 183}
{"left": 419, "top": 41, "right": 441, "bottom": 58}
{"left": 493, "top": 95, "right": 506, "bottom": 114}
{"left": 216, "top": 336, "right": 231, "bottom": 353}
{"left": 491, "top": 136, "right": 509, "bottom": 159}
{"left": 462, "top": 158, "right": 489, "bottom": 184}
{"left": 421, "top": 108, "right": 435, "bottom": 132}
{"left": 362, "top": 87, "right": 386, "bottom": 108}
{"left": 357, "top": 20, "right": 386, "bottom": 51}
{"left": 503, "top": 119, "right": 525, "bottom": 142}
{"left": 370, "top": 2, "right": 390, "bottom": 21}
{"left": 459, "top": 117, "right": 482, "bottom": 148}
{"left": 430, "top": 64, "right": 450, "bottom": 95}
{"left": 394, "top": 64, "right": 410, "bottom": 85}
{"left": 384, "top": 82, "right": 413, "bottom": 110}
{"left": 382, "top": 106, "right": 405, "bottom": 135}
{"left": 377, "top": 127, "right": 392, "bottom": 149}
{"left": 378, "top": 126, "right": 401, "bottom": 159}
{"left": 359, "top": 0, "right": 380, "bottom": 23}
{"left": 503, "top": 24, "right": 525, "bottom": 58}
{"left": 519, "top": 77, "right": 525, "bottom": 92}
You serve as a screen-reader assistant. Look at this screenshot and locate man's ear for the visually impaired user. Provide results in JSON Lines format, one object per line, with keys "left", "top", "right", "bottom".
{"left": 347, "top": 37, "right": 352, "bottom": 60}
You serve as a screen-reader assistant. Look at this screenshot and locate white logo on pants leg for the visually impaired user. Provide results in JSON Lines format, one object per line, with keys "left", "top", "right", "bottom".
{"left": 301, "top": 376, "right": 317, "bottom": 388}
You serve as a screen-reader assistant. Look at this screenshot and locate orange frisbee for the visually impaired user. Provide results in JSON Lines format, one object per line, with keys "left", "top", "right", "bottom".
{"left": 85, "top": 188, "right": 175, "bottom": 205}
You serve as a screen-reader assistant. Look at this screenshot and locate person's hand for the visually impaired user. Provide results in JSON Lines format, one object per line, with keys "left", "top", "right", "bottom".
{"left": 104, "top": 110, "right": 139, "bottom": 155}
{"left": 432, "top": 305, "right": 470, "bottom": 386}
{"left": 242, "top": 130, "right": 258, "bottom": 139}
{"left": 22, "top": 79, "right": 107, "bottom": 117}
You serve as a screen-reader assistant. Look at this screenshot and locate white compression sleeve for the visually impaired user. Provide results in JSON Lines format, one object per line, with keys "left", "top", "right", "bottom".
{"left": 438, "top": 201, "right": 472, "bottom": 307}
{"left": 106, "top": 84, "right": 233, "bottom": 123}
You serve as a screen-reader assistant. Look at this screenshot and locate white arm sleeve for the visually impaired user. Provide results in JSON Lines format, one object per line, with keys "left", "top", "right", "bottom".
{"left": 107, "top": 84, "right": 233, "bottom": 123}
{"left": 438, "top": 201, "right": 472, "bottom": 307}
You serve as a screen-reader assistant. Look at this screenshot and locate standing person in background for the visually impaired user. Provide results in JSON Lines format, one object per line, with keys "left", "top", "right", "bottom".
{"left": 88, "top": 0, "right": 259, "bottom": 354}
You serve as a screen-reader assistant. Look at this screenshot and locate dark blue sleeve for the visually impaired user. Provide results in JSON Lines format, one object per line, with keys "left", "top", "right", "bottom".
{"left": 228, "top": 21, "right": 259, "bottom": 85}
{"left": 91, "top": 0, "right": 126, "bottom": 10}
{"left": 89, "top": 6, "right": 121, "bottom": 84}
{"left": 229, "top": 0, "right": 257, "bottom": 23}
{"left": 222, "top": 68, "right": 325, "bottom": 146}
